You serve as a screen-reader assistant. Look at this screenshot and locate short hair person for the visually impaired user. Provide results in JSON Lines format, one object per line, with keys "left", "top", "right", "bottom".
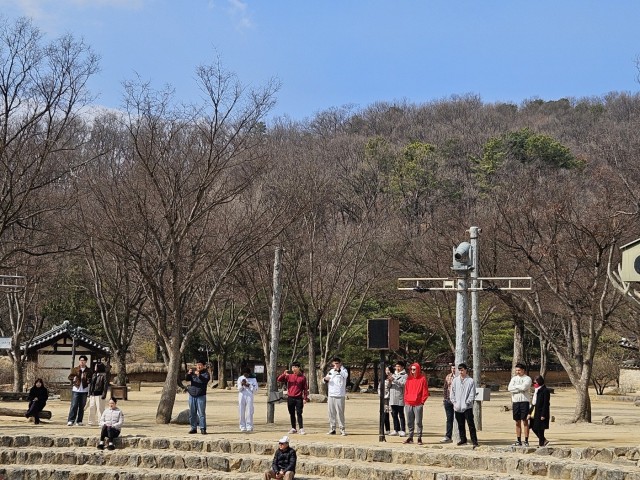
{"left": 323, "top": 357, "right": 349, "bottom": 435}
{"left": 237, "top": 366, "right": 259, "bottom": 432}
{"left": 264, "top": 435, "right": 297, "bottom": 480}
{"left": 277, "top": 362, "right": 309, "bottom": 435}
{"left": 67, "top": 355, "right": 92, "bottom": 426}
{"left": 507, "top": 363, "right": 532, "bottom": 446}
{"left": 450, "top": 363, "right": 478, "bottom": 447}
{"left": 186, "top": 359, "right": 210, "bottom": 434}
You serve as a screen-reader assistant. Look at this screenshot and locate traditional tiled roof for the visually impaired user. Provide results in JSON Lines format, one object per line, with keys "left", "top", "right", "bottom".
{"left": 20, "top": 320, "right": 110, "bottom": 354}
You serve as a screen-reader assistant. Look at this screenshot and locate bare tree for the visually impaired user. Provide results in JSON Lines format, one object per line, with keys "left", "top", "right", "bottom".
{"left": 80, "top": 62, "right": 280, "bottom": 423}
{"left": 0, "top": 17, "right": 99, "bottom": 385}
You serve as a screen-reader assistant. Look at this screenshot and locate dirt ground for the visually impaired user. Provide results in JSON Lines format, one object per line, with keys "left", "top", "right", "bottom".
{"left": 2, "top": 386, "right": 639, "bottom": 448}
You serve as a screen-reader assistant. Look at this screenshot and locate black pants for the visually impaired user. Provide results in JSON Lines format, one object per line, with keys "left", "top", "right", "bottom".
{"left": 100, "top": 426, "right": 121, "bottom": 443}
{"left": 390, "top": 404, "right": 406, "bottom": 432}
{"left": 454, "top": 408, "right": 478, "bottom": 444}
{"left": 531, "top": 424, "right": 546, "bottom": 446}
{"left": 287, "top": 396, "right": 304, "bottom": 429}
{"left": 443, "top": 400, "right": 454, "bottom": 439}
{"left": 26, "top": 401, "right": 45, "bottom": 424}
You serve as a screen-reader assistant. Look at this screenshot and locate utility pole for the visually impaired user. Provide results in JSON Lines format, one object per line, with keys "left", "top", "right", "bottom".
{"left": 267, "top": 247, "right": 284, "bottom": 423}
{"left": 469, "top": 227, "right": 482, "bottom": 429}
{"left": 398, "top": 227, "right": 532, "bottom": 432}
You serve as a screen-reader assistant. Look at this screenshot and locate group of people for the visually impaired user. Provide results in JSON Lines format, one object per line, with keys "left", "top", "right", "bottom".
{"left": 22, "top": 354, "right": 550, "bottom": 478}
{"left": 507, "top": 363, "right": 551, "bottom": 447}
{"left": 24, "top": 355, "right": 124, "bottom": 450}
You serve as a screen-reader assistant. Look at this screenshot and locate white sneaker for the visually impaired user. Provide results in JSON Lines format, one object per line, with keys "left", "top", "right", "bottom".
{"left": 440, "top": 437, "right": 453, "bottom": 443}
{"left": 240, "top": 427, "right": 246, "bottom": 432}
{"left": 398, "top": 431, "right": 406, "bottom": 437}
{"left": 384, "top": 430, "right": 390, "bottom": 435}
{"left": 288, "top": 428, "right": 297, "bottom": 434}
{"left": 76, "top": 423, "right": 84, "bottom": 427}
{"left": 388, "top": 430, "right": 398, "bottom": 436}
{"left": 67, "top": 421, "right": 73, "bottom": 426}
{"left": 340, "top": 429, "right": 347, "bottom": 436}
{"left": 299, "top": 428, "right": 306, "bottom": 435}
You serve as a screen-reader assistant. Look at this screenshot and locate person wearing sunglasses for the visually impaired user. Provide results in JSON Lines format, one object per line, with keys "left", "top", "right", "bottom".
{"left": 403, "top": 362, "right": 429, "bottom": 444}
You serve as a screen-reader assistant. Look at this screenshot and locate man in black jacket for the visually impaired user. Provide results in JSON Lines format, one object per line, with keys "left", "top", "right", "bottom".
{"left": 186, "top": 360, "right": 210, "bottom": 435}
{"left": 264, "top": 435, "right": 297, "bottom": 479}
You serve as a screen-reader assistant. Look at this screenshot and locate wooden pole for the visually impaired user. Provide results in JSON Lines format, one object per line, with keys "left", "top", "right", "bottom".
{"left": 267, "top": 247, "right": 284, "bottom": 424}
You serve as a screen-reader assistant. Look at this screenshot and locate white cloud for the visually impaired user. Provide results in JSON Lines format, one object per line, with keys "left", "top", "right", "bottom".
{"left": 227, "top": 0, "right": 253, "bottom": 30}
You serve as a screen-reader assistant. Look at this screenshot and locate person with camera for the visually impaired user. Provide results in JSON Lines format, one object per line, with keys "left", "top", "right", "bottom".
{"left": 323, "top": 357, "right": 349, "bottom": 436}
{"left": 237, "top": 366, "right": 259, "bottom": 432}
{"left": 277, "top": 362, "right": 309, "bottom": 435}
{"left": 186, "top": 360, "right": 210, "bottom": 435}
{"left": 386, "top": 361, "right": 407, "bottom": 437}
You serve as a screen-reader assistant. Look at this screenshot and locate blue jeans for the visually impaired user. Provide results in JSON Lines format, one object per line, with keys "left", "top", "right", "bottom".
{"left": 68, "top": 392, "right": 88, "bottom": 424}
{"left": 189, "top": 394, "right": 206, "bottom": 431}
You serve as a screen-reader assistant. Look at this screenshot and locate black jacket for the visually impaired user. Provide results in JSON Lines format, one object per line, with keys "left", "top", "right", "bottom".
{"left": 186, "top": 368, "right": 210, "bottom": 397}
{"left": 530, "top": 385, "right": 551, "bottom": 430}
{"left": 271, "top": 446, "right": 296, "bottom": 473}
{"left": 89, "top": 372, "right": 109, "bottom": 399}
{"left": 28, "top": 385, "right": 48, "bottom": 410}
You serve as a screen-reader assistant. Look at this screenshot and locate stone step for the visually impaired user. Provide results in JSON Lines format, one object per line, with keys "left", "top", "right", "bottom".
{"left": 1, "top": 435, "right": 639, "bottom": 479}
{"left": 0, "top": 463, "right": 554, "bottom": 480}
{"left": 2, "top": 446, "right": 638, "bottom": 480}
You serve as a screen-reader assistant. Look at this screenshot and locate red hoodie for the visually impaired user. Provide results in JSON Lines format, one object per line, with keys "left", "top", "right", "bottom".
{"left": 404, "top": 362, "right": 429, "bottom": 406}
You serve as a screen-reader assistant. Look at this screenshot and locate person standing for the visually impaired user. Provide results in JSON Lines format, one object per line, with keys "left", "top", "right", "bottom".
{"left": 88, "top": 362, "right": 109, "bottom": 426}
{"left": 263, "top": 435, "right": 297, "bottom": 480}
{"left": 97, "top": 398, "right": 124, "bottom": 450}
{"left": 237, "top": 366, "right": 259, "bottom": 432}
{"left": 278, "top": 362, "right": 309, "bottom": 435}
{"left": 186, "top": 360, "right": 210, "bottom": 435}
{"left": 450, "top": 363, "right": 478, "bottom": 447}
{"left": 403, "top": 362, "right": 429, "bottom": 445}
{"left": 508, "top": 362, "right": 532, "bottom": 446}
{"left": 529, "top": 375, "right": 551, "bottom": 447}
{"left": 67, "top": 355, "right": 92, "bottom": 426}
{"left": 323, "top": 357, "right": 348, "bottom": 436}
{"left": 386, "top": 361, "right": 407, "bottom": 437}
{"left": 25, "top": 378, "right": 48, "bottom": 425}
{"left": 440, "top": 363, "right": 456, "bottom": 443}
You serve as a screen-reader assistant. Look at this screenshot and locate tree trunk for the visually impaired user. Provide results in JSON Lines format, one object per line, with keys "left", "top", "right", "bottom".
{"left": 352, "top": 360, "right": 370, "bottom": 392}
{"left": 155, "top": 349, "right": 182, "bottom": 424}
{"left": 114, "top": 349, "right": 127, "bottom": 386}
{"left": 307, "top": 329, "right": 319, "bottom": 394}
{"left": 12, "top": 356, "right": 24, "bottom": 392}
{"left": 512, "top": 315, "right": 525, "bottom": 372}
{"left": 539, "top": 337, "right": 548, "bottom": 379}
{"left": 573, "top": 378, "right": 592, "bottom": 422}
{"left": 216, "top": 352, "right": 227, "bottom": 389}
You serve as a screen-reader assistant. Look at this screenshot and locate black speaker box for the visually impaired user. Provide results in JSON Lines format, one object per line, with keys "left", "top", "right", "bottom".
{"left": 367, "top": 318, "right": 399, "bottom": 350}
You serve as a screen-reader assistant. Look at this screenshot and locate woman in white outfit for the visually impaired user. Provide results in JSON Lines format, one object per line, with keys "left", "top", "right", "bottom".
{"left": 237, "top": 367, "right": 259, "bottom": 432}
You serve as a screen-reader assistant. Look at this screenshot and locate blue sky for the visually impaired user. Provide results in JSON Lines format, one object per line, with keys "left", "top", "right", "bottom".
{"left": 2, "top": 1, "right": 639, "bottom": 122}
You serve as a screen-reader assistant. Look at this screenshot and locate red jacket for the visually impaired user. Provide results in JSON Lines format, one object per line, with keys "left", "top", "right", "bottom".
{"left": 277, "top": 371, "right": 309, "bottom": 401}
{"left": 404, "top": 362, "right": 429, "bottom": 406}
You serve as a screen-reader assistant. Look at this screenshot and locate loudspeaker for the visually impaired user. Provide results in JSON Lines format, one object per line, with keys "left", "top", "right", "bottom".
{"left": 367, "top": 318, "right": 399, "bottom": 350}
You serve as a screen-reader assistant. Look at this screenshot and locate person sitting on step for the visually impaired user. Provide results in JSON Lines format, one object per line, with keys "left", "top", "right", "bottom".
{"left": 97, "top": 398, "right": 124, "bottom": 451}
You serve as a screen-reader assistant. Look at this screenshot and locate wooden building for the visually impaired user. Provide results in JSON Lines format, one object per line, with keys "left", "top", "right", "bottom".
{"left": 20, "top": 321, "right": 110, "bottom": 385}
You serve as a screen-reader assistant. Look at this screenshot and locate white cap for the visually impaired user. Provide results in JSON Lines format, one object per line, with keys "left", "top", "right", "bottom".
{"left": 278, "top": 435, "right": 290, "bottom": 444}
